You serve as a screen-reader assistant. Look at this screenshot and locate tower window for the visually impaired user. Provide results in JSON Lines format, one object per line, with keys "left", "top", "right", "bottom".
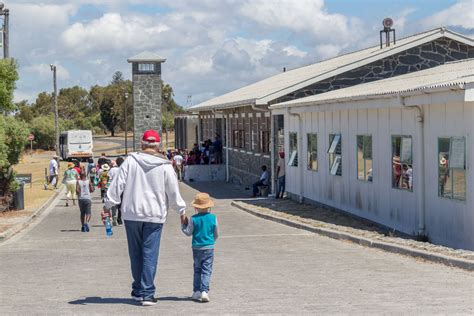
{"left": 138, "top": 63, "right": 155, "bottom": 72}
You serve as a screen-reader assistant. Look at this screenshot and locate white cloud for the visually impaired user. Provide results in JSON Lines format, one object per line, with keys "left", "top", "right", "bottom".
{"left": 61, "top": 13, "right": 170, "bottom": 55}
{"left": 422, "top": 0, "right": 474, "bottom": 29}
{"left": 23, "top": 63, "right": 71, "bottom": 81}
{"left": 283, "top": 46, "right": 307, "bottom": 58}
{"left": 240, "top": 0, "right": 364, "bottom": 46}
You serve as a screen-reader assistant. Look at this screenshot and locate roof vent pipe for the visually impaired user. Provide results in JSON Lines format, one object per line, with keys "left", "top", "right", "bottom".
{"left": 380, "top": 18, "right": 396, "bottom": 49}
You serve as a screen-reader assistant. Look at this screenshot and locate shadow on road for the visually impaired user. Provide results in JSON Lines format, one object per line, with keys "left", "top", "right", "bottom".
{"left": 60, "top": 229, "right": 81, "bottom": 232}
{"left": 68, "top": 296, "right": 137, "bottom": 306}
{"left": 158, "top": 296, "right": 194, "bottom": 302}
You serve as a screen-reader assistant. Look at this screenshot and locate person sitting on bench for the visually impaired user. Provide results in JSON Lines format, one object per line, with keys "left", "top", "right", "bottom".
{"left": 252, "top": 165, "right": 269, "bottom": 197}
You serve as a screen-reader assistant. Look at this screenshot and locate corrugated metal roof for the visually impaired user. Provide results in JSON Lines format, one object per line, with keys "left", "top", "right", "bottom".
{"left": 127, "top": 51, "right": 166, "bottom": 63}
{"left": 271, "top": 59, "right": 474, "bottom": 109}
{"left": 190, "top": 28, "right": 473, "bottom": 111}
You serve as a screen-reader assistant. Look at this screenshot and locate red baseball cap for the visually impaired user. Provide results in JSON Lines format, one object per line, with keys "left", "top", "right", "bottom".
{"left": 142, "top": 130, "right": 161, "bottom": 143}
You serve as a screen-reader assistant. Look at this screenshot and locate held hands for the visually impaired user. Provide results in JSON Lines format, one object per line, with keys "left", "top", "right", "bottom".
{"left": 181, "top": 215, "right": 189, "bottom": 226}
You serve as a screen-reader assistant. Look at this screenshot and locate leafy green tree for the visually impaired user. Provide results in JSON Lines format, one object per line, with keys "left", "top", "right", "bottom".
{"left": 15, "top": 100, "right": 34, "bottom": 123}
{"left": 0, "top": 59, "right": 19, "bottom": 113}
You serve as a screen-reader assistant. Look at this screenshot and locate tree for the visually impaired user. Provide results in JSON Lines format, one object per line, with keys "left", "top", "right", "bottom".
{"left": 0, "top": 59, "right": 19, "bottom": 113}
{"left": 0, "top": 59, "right": 25, "bottom": 205}
{"left": 100, "top": 87, "right": 120, "bottom": 137}
{"left": 111, "top": 71, "right": 124, "bottom": 85}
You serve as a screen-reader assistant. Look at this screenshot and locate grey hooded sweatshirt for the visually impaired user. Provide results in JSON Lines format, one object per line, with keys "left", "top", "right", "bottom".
{"left": 106, "top": 152, "right": 186, "bottom": 223}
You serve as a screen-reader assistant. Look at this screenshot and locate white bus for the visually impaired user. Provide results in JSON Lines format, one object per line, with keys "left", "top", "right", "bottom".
{"left": 59, "top": 130, "right": 94, "bottom": 161}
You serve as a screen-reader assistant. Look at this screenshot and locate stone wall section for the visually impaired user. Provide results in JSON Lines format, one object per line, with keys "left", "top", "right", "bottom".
{"left": 132, "top": 74, "right": 162, "bottom": 150}
{"left": 228, "top": 150, "right": 271, "bottom": 186}
{"left": 274, "top": 38, "right": 474, "bottom": 103}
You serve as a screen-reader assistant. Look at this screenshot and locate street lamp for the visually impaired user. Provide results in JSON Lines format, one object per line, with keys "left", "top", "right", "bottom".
{"left": 50, "top": 64, "right": 59, "bottom": 156}
{"left": 0, "top": 2, "right": 9, "bottom": 58}
{"left": 163, "top": 92, "right": 169, "bottom": 149}
{"left": 124, "top": 91, "right": 129, "bottom": 155}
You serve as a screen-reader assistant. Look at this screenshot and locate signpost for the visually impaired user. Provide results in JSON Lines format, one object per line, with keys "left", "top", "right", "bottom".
{"left": 28, "top": 133, "right": 34, "bottom": 154}
{"left": 15, "top": 173, "right": 32, "bottom": 188}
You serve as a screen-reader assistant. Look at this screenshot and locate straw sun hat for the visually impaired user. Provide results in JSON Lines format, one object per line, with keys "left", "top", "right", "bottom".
{"left": 191, "top": 193, "right": 214, "bottom": 209}
{"left": 67, "top": 162, "right": 75, "bottom": 169}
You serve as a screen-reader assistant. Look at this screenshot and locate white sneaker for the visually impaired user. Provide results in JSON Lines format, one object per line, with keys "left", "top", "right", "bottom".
{"left": 191, "top": 291, "right": 201, "bottom": 301}
{"left": 201, "top": 291, "right": 210, "bottom": 303}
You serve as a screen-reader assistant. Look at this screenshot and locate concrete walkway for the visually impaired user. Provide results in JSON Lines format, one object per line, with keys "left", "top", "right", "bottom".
{"left": 0, "top": 181, "right": 473, "bottom": 314}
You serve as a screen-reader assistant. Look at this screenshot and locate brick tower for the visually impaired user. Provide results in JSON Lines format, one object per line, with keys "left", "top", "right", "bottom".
{"left": 127, "top": 51, "right": 166, "bottom": 151}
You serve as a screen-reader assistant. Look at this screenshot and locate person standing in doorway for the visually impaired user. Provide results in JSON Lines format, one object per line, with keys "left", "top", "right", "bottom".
{"left": 105, "top": 130, "right": 186, "bottom": 306}
{"left": 276, "top": 151, "right": 286, "bottom": 199}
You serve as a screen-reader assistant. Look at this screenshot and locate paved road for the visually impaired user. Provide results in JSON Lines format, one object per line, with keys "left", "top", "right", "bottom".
{"left": 0, "top": 182, "right": 473, "bottom": 314}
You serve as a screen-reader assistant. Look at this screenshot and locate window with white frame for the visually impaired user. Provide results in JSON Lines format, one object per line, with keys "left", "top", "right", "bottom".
{"left": 138, "top": 63, "right": 155, "bottom": 72}
{"left": 438, "top": 137, "right": 466, "bottom": 201}
{"left": 328, "top": 134, "right": 342, "bottom": 176}
{"left": 392, "top": 135, "right": 413, "bottom": 191}
{"left": 307, "top": 133, "right": 318, "bottom": 171}
{"left": 357, "top": 135, "right": 373, "bottom": 181}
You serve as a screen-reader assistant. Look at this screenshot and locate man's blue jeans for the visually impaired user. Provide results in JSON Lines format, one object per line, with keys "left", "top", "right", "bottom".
{"left": 124, "top": 220, "right": 163, "bottom": 299}
{"left": 277, "top": 175, "right": 285, "bottom": 197}
{"left": 193, "top": 249, "right": 214, "bottom": 293}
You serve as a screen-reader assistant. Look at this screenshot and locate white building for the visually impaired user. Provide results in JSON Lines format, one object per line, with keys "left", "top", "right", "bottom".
{"left": 271, "top": 59, "right": 474, "bottom": 250}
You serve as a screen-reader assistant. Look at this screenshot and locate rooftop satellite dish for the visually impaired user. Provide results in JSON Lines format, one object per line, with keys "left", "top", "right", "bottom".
{"left": 383, "top": 18, "right": 393, "bottom": 29}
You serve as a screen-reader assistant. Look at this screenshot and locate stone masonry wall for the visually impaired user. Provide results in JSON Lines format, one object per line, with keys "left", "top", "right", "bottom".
{"left": 273, "top": 38, "right": 474, "bottom": 103}
{"left": 228, "top": 150, "right": 271, "bottom": 186}
{"left": 133, "top": 74, "right": 162, "bottom": 150}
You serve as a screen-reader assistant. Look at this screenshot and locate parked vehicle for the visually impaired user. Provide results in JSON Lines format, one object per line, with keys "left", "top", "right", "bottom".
{"left": 59, "top": 130, "right": 93, "bottom": 161}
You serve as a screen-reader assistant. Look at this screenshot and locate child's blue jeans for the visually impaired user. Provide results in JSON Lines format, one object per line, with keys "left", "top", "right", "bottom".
{"left": 193, "top": 248, "right": 214, "bottom": 293}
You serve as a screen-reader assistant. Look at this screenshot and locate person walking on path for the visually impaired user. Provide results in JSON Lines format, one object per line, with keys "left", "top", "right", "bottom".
{"left": 105, "top": 130, "right": 186, "bottom": 306}
{"left": 76, "top": 171, "right": 94, "bottom": 232}
{"left": 276, "top": 151, "right": 286, "bottom": 199}
{"left": 46, "top": 155, "right": 59, "bottom": 190}
{"left": 63, "top": 162, "right": 79, "bottom": 207}
{"left": 182, "top": 192, "right": 219, "bottom": 303}
{"left": 107, "top": 157, "right": 125, "bottom": 225}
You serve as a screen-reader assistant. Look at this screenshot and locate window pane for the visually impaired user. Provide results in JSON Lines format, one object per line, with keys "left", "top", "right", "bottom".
{"left": 357, "top": 135, "right": 373, "bottom": 181}
{"left": 452, "top": 169, "right": 466, "bottom": 200}
{"left": 438, "top": 137, "right": 466, "bottom": 200}
{"left": 392, "top": 135, "right": 412, "bottom": 190}
{"left": 438, "top": 138, "right": 451, "bottom": 198}
{"left": 289, "top": 132, "right": 298, "bottom": 167}
{"left": 357, "top": 136, "right": 364, "bottom": 180}
{"left": 329, "top": 134, "right": 342, "bottom": 176}
{"left": 307, "top": 134, "right": 317, "bottom": 171}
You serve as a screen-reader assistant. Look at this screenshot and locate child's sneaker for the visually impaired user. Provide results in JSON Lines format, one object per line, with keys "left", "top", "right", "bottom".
{"left": 81, "top": 225, "right": 85, "bottom": 232}
{"left": 191, "top": 291, "right": 201, "bottom": 301}
{"left": 201, "top": 292, "right": 210, "bottom": 303}
{"left": 84, "top": 223, "right": 90, "bottom": 232}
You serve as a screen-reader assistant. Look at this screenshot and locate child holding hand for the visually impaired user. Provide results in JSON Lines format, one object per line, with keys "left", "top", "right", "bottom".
{"left": 182, "top": 192, "right": 218, "bottom": 303}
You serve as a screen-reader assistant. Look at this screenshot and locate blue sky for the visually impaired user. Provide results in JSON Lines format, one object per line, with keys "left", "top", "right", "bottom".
{"left": 7, "top": 0, "right": 474, "bottom": 107}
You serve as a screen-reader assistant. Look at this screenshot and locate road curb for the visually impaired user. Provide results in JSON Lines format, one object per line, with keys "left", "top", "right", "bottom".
{"left": 0, "top": 188, "right": 62, "bottom": 243}
{"left": 231, "top": 201, "right": 474, "bottom": 271}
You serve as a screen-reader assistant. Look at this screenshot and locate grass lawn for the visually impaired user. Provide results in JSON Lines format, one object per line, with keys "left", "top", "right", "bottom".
{"left": 0, "top": 151, "right": 58, "bottom": 233}
{"left": 13, "top": 150, "right": 57, "bottom": 211}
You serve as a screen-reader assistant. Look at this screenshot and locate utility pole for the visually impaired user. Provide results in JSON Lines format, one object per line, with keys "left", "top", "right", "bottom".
{"left": 124, "top": 91, "right": 128, "bottom": 155}
{"left": 0, "top": 2, "right": 9, "bottom": 58}
{"left": 50, "top": 64, "right": 59, "bottom": 156}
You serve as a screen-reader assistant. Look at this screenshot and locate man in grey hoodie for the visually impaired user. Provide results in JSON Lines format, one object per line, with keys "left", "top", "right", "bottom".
{"left": 105, "top": 130, "right": 186, "bottom": 306}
